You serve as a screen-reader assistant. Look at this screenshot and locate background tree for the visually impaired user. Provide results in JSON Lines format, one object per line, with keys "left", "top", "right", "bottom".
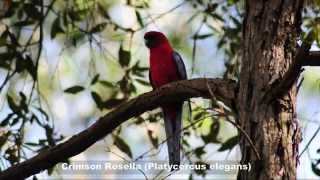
{"left": 0, "top": 0, "right": 319, "bottom": 179}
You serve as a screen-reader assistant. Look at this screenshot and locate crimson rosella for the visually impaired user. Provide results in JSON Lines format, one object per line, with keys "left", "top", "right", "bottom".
{"left": 144, "top": 31, "right": 187, "bottom": 168}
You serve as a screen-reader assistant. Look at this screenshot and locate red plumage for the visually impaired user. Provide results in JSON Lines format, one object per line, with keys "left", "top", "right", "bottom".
{"left": 145, "top": 32, "right": 182, "bottom": 87}
{"left": 144, "top": 31, "right": 186, "bottom": 169}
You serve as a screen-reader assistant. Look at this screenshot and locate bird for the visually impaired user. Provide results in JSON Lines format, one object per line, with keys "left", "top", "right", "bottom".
{"left": 144, "top": 31, "right": 187, "bottom": 169}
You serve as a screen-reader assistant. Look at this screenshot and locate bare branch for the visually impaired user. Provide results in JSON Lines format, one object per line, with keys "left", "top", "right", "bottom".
{"left": 0, "top": 78, "right": 237, "bottom": 179}
{"left": 302, "top": 51, "right": 320, "bottom": 66}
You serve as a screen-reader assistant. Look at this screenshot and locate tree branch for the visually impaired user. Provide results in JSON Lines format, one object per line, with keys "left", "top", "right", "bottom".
{"left": 302, "top": 51, "right": 320, "bottom": 66}
{"left": 0, "top": 78, "right": 237, "bottom": 179}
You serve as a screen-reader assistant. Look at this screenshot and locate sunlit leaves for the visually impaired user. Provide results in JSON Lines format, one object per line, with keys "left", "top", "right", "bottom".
{"left": 0, "top": 90, "right": 62, "bottom": 165}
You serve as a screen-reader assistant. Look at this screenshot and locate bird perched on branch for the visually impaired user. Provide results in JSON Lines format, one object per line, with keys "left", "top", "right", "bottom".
{"left": 144, "top": 31, "right": 187, "bottom": 169}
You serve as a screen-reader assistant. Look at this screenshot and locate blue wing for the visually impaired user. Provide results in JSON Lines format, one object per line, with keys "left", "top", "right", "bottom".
{"left": 172, "top": 51, "right": 187, "bottom": 80}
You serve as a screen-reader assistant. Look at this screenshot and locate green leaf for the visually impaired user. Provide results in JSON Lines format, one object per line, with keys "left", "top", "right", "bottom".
{"left": 13, "top": 20, "right": 35, "bottom": 27}
{"left": 187, "top": 12, "right": 201, "bottom": 23}
{"left": 91, "top": 91, "right": 103, "bottom": 109}
{"left": 312, "top": 161, "right": 320, "bottom": 176}
{"left": 135, "top": 117, "right": 144, "bottom": 125}
{"left": 7, "top": 95, "right": 20, "bottom": 114}
{"left": 135, "top": 10, "right": 144, "bottom": 27}
{"left": 44, "top": 125, "right": 55, "bottom": 146}
{"left": 1, "top": 113, "right": 14, "bottom": 126}
{"left": 36, "top": 108, "right": 49, "bottom": 121}
{"left": 11, "top": 116, "right": 20, "bottom": 125}
{"left": 0, "top": 61, "right": 10, "bottom": 70}
{"left": 90, "top": 23, "right": 107, "bottom": 33}
{"left": 113, "top": 135, "right": 132, "bottom": 158}
{"left": 193, "top": 111, "right": 205, "bottom": 121}
{"left": 194, "top": 146, "right": 206, "bottom": 158}
{"left": 31, "top": 114, "right": 42, "bottom": 126}
{"left": 0, "top": 52, "right": 14, "bottom": 61}
{"left": 118, "top": 44, "right": 131, "bottom": 67}
{"left": 91, "top": 74, "right": 100, "bottom": 85}
{"left": 201, "top": 120, "right": 221, "bottom": 144}
{"left": 99, "top": 80, "right": 114, "bottom": 88}
{"left": 25, "top": 142, "right": 39, "bottom": 147}
{"left": 51, "top": 16, "right": 64, "bottom": 39}
{"left": 206, "top": 3, "right": 218, "bottom": 12}
{"left": 227, "top": 0, "right": 240, "bottom": 5}
{"left": 0, "top": 131, "right": 10, "bottom": 148}
{"left": 132, "top": 61, "right": 149, "bottom": 72}
{"left": 209, "top": 13, "right": 224, "bottom": 22}
{"left": 68, "top": 10, "right": 83, "bottom": 21}
{"left": 24, "top": 4, "right": 42, "bottom": 20}
{"left": 19, "top": 92, "right": 28, "bottom": 113}
{"left": 218, "top": 135, "right": 239, "bottom": 152}
{"left": 147, "top": 130, "right": 158, "bottom": 148}
{"left": 136, "top": 79, "right": 150, "bottom": 86}
{"left": 194, "top": 161, "right": 209, "bottom": 176}
{"left": 193, "top": 33, "right": 213, "bottom": 40}
{"left": 64, "top": 86, "right": 85, "bottom": 94}
{"left": 24, "top": 55, "right": 37, "bottom": 80}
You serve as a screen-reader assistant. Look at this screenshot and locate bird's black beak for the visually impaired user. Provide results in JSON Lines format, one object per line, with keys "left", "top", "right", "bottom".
{"left": 144, "top": 39, "right": 151, "bottom": 48}
{"left": 144, "top": 39, "right": 150, "bottom": 47}
{"left": 145, "top": 38, "right": 158, "bottom": 48}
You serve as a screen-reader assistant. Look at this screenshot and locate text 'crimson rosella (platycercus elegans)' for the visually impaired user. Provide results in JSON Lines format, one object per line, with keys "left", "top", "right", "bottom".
{"left": 144, "top": 31, "right": 187, "bottom": 168}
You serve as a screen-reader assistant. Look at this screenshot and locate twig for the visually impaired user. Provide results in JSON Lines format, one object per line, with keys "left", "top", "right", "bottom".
{"left": 191, "top": 18, "right": 205, "bottom": 75}
{"left": 299, "top": 125, "right": 320, "bottom": 158}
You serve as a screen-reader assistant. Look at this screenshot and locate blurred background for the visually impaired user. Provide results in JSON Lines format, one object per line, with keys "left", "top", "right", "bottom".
{"left": 0, "top": 0, "right": 319, "bottom": 179}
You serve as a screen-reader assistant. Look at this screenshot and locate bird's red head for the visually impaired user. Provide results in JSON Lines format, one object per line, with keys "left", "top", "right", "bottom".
{"left": 144, "top": 31, "right": 170, "bottom": 49}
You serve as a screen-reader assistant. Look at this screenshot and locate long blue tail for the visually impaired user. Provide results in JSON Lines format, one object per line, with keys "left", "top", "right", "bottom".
{"left": 162, "top": 103, "right": 183, "bottom": 169}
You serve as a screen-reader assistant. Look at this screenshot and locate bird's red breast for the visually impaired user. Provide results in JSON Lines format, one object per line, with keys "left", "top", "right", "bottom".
{"left": 145, "top": 31, "right": 182, "bottom": 88}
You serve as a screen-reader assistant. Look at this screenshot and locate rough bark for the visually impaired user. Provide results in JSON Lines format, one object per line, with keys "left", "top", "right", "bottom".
{"left": 237, "top": 1, "right": 304, "bottom": 179}
{"left": 0, "top": 78, "right": 237, "bottom": 180}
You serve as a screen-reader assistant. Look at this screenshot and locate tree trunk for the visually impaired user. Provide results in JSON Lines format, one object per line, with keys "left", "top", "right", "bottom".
{"left": 238, "top": 1, "right": 304, "bottom": 179}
